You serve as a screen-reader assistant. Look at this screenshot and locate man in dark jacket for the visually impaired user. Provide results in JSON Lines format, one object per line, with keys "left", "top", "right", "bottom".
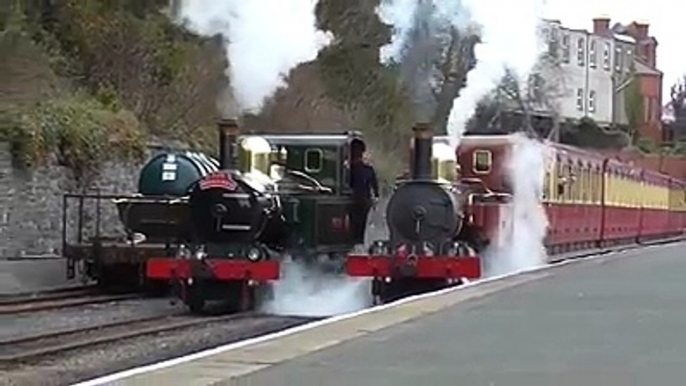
{"left": 349, "top": 140, "right": 379, "bottom": 244}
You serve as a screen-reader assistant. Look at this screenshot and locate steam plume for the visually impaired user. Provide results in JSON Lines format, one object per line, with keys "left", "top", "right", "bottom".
{"left": 484, "top": 134, "right": 550, "bottom": 276}
{"left": 174, "top": 0, "right": 332, "bottom": 115}
{"left": 378, "top": 0, "right": 545, "bottom": 141}
{"left": 259, "top": 256, "right": 372, "bottom": 317}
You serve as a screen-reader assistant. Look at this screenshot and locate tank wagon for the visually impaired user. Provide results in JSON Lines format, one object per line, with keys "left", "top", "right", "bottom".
{"left": 146, "top": 119, "right": 368, "bottom": 312}
{"left": 63, "top": 148, "right": 218, "bottom": 291}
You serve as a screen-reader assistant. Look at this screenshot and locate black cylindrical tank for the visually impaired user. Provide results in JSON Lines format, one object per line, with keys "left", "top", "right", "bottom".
{"left": 138, "top": 152, "right": 219, "bottom": 196}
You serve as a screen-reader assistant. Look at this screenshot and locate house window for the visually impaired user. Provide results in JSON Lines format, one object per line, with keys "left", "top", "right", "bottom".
{"left": 576, "top": 88, "right": 584, "bottom": 111}
{"left": 589, "top": 90, "right": 596, "bottom": 113}
{"left": 626, "top": 48, "right": 633, "bottom": 72}
{"left": 562, "top": 34, "right": 570, "bottom": 63}
{"left": 589, "top": 40, "right": 597, "bottom": 68}
{"left": 603, "top": 42, "right": 611, "bottom": 70}
{"left": 615, "top": 47, "right": 622, "bottom": 71}
{"left": 529, "top": 73, "right": 544, "bottom": 102}
{"left": 577, "top": 38, "right": 585, "bottom": 66}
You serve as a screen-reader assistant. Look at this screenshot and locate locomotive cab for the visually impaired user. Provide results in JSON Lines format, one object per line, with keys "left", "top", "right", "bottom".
{"left": 243, "top": 132, "right": 367, "bottom": 255}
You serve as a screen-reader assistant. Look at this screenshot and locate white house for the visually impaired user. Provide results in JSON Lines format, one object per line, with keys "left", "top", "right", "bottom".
{"left": 538, "top": 18, "right": 636, "bottom": 128}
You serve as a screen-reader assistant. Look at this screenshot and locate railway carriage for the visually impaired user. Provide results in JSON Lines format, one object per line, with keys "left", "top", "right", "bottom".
{"left": 456, "top": 134, "right": 685, "bottom": 259}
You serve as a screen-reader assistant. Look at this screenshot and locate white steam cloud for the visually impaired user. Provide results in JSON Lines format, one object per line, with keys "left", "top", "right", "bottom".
{"left": 259, "top": 257, "right": 372, "bottom": 317}
{"left": 484, "top": 134, "right": 550, "bottom": 276}
{"left": 259, "top": 201, "right": 388, "bottom": 317}
{"left": 378, "top": 0, "right": 545, "bottom": 141}
{"left": 446, "top": 0, "right": 544, "bottom": 140}
{"left": 174, "top": 0, "right": 332, "bottom": 115}
{"left": 378, "top": 1, "right": 551, "bottom": 277}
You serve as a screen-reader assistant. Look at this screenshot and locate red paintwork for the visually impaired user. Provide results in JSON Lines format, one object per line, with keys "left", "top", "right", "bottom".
{"left": 147, "top": 258, "right": 280, "bottom": 281}
{"left": 346, "top": 255, "right": 481, "bottom": 279}
{"left": 468, "top": 202, "right": 504, "bottom": 241}
{"left": 457, "top": 134, "right": 685, "bottom": 262}
{"left": 347, "top": 135, "right": 683, "bottom": 287}
{"left": 546, "top": 204, "right": 604, "bottom": 245}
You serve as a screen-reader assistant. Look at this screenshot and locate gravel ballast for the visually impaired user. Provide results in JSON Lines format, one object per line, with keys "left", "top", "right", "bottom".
{"left": 2, "top": 314, "right": 315, "bottom": 386}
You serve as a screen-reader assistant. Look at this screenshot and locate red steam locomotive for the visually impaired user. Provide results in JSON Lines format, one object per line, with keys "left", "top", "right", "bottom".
{"left": 346, "top": 125, "right": 686, "bottom": 303}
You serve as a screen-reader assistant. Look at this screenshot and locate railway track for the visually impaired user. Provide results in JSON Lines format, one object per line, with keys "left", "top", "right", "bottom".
{"left": 0, "top": 312, "right": 269, "bottom": 363}
{"left": 0, "top": 286, "right": 139, "bottom": 315}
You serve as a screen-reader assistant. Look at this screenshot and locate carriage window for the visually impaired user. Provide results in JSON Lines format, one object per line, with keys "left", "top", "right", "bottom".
{"left": 543, "top": 171, "right": 551, "bottom": 200}
{"left": 473, "top": 150, "right": 492, "bottom": 173}
{"left": 564, "top": 165, "right": 573, "bottom": 201}
{"left": 555, "top": 162, "right": 563, "bottom": 200}
{"left": 304, "top": 149, "right": 323, "bottom": 173}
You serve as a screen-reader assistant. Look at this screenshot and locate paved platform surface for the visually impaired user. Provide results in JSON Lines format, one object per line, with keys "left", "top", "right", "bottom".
{"left": 83, "top": 242, "right": 686, "bottom": 386}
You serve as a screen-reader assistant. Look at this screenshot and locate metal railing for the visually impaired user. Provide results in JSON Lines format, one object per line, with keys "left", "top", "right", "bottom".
{"left": 62, "top": 192, "right": 190, "bottom": 279}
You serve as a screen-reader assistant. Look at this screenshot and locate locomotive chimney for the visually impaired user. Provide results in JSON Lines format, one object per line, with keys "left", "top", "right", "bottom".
{"left": 411, "top": 122, "right": 433, "bottom": 180}
{"left": 218, "top": 118, "right": 240, "bottom": 170}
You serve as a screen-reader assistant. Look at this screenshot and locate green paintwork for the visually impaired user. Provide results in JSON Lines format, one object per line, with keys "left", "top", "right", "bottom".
{"left": 138, "top": 152, "right": 218, "bottom": 196}
{"left": 240, "top": 131, "right": 366, "bottom": 257}
{"left": 242, "top": 131, "right": 363, "bottom": 196}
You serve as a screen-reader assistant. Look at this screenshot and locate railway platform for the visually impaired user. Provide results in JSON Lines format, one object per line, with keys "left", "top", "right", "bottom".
{"left": 76, "top": 241, "right": 686, "bottom": 386}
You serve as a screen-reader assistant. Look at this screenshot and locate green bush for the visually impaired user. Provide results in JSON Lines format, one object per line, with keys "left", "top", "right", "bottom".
{"left": 2, "top": 97, "right": 146, "bottom": 181}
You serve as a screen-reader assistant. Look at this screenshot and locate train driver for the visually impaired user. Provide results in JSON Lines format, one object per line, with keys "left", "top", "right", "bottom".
{"left": 350, "top": 139, "right": 379, "bottom": 244}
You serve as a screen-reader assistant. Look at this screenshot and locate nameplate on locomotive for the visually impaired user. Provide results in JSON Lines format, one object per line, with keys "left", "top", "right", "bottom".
{"left": 199, "top": 171, "right": 238, "bottom": 191}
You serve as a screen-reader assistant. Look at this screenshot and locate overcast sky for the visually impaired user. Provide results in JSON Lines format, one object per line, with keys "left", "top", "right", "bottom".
{"left": 542, "top": 0, "right": 685, "bottom": 104}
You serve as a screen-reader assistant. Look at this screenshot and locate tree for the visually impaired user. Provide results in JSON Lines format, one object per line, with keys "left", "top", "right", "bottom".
{"left": 430, "top": 26, "right": 480, "bottom": 134}
{"left": 464, "top": 43, "right": 567, "bottom": 138}
{"left": 389, "top": 0, "right": 480, "bottom": 135}
{"left": 560, "top": 117, "right": 629, "bottom": 149}
{"left": 623, "top": 72, "right": 644, "bottom": 145}
{"left": 671, "top": 75, "right": 686, "bottom": 141}
{"left": 1, "top": 0, "right": 232, "bottom": 178}
{"left": 314, "top": 0, "right": 414, "bottom": 183}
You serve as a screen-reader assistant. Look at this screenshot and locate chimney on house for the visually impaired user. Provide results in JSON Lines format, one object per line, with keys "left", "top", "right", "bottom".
{"left": 628, "top": 21, "right": 657, "bottom": 68}
{"left": 643, "top": 38, "right": 658, "bottom": 68}
{"left": 633, "top": 22, "right": 649, "bottom": 38}
{"left": 593, "top": 17, "right": 611, "bottom": 36}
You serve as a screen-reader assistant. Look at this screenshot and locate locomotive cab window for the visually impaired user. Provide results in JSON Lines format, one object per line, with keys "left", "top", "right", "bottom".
{"left": 304, "top": 149, "right": 323, "bottom": 173}
{"left": 473, "top": 150, "right": 492, "bottom": 174}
